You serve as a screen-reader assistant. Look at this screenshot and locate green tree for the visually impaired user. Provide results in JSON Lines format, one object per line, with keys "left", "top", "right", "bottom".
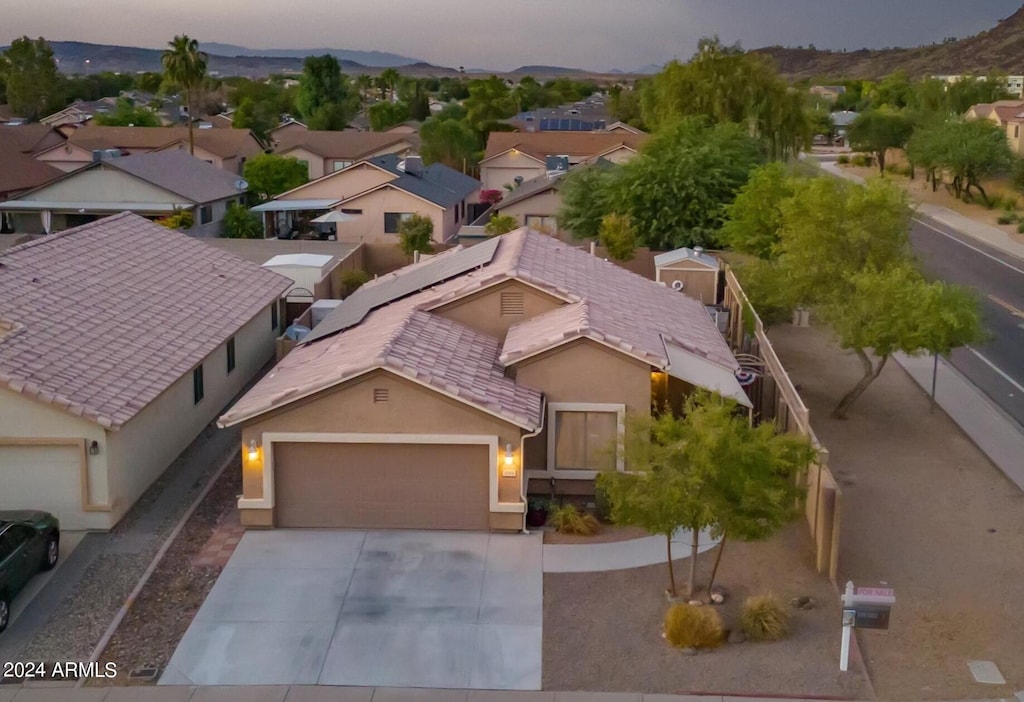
{"left": 557, "top": 164, "right": 618, "bottom": 240}
{"left": 92, "top": 97, "right": 160, "bottom": 127}
{"left": 846, "top": 109, "right": 914, "bottom": 174}
{"left": 232, "top": 97, "right": 278, "bottom": 142}
{"left": 222, "top": 202, "right": 263, "bottom": 239}
{"left": 378, "top": 68, "right": 401, "bottom": 102}
{"left": 484, "top": 214, "right": 519, "bottom": 235}
{"left": 243, "top": 153, "right": 309, "bottom": 201}
{"left": 409, "top": 88, "right": 431, "bottom": 122}
{"left": 598, "top": 213, "right": 637, "bottom": 261}
{"left": 927, "top": 119, "right": 1014, "bottom": 204}
{"left": 608, "top": 82, "right": 644, "bottom": 128}
{"left": 464, "top": 76, "right": 516, "bottom": 136}
{"left": 0, "top": 36, "right": 61, "bottom": 120}
{"left": 296, "top": 54, "right": 356, "bottom": 129}
{"left": 864, "top": 71, "right": 913, "bottom": 109}
{"left": 135, "top": 71, "right": 163, "bottom": 94}
{"left": 420, "top": 116, "right": 480, "bottom": 173}
{"left": 606, "top": 118, "right": 763, "bottom": 249}
{"left": 355, "top": 73, "right": 373, "bottom": 101}
{"left": 721, "top": 162, "right": 797, "bottom": 259}
{"left": 162, "top": 35, "right": 209, "bottom": 155}
{"left": 398, "top": 214, "right": 435, "bottom": 256}
{"left": 368, "top": 100, "right": 410, "bottom": 131}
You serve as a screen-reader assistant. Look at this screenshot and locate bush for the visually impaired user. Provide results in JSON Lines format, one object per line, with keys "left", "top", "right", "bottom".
{"left": 997, "top": 213, "right": 1018, "bottom": 225}
{"left": 340, "top": 269, "right": 371, "bottom": 297}
{"left": 740, "top": 594, "right": 789, "bottom": 641}
{"left": 1018, "top": 221, "right": 1024, "bottom": 234}
{"left": 836, "top": 154, "right": 850, "bottom": 165}
{"left": 484, "top": 214, "right": 519, "bottom": 236}
{"left": 156, "top": 209, "right": 193, "bottom": 230}
{"left": 593, "top": 482, "right": 612, "bottom": 522}
{"left": 397, "top": 214, "right": 435, "bottom": 256}
{"left": 988, "top": 193, "right": 1020, "bottom": 211}
{"left": 663, "top": 604, "right": 724, "bottom": 650}
{"left": 850, "top": 154, "right": 874, "bottom": 168}
{"left": 222, "top": 202, "right": 263, "bottom": 239}
{"left": 548, "top": 503, "right": 600, "bottom": 535}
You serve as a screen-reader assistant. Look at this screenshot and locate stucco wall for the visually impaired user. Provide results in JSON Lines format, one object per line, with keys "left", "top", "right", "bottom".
{"left": 513, "top": 339, "right": 651, "bottom": 471}
{"left": 656, "top": 266, "right": 720, "bottom": 304}
{"left": 0, "top": 386, "right": 112, "bottom": 530}
{"left": 481, "top": 152, "right": 546, "bottom": 190}
{"left": 279, "top": 164, "right": 394, "bottom": 201}
{"left": 601, "top": 146, "right": 639, "bottom": 165}
{"left": 18, "top": 166, "right": 179, "bottom": 204}
{"left": 105, "top": 303, "right": 277, "bottom": 526}
{"left": 432, "top": 279, "right": 564, "bottom": 339}
{"left": 496, "top": 190, "right": 563, "bottom": 225}
{"left": 328, "top": 187, "right": 445, "bottom": 244}
{"left": 239, "top": 369, "right": 524, "bottom": 505}
{"left": 280, "top": 147, "right": 326, "bottom": 180}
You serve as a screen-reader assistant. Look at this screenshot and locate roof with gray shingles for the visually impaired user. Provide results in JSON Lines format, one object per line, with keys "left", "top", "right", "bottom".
{"left": 104, "top": 151, "right": 245, "bottom": 203}
{"left": 365, "top": 154, "right": 481, "bottom": 208}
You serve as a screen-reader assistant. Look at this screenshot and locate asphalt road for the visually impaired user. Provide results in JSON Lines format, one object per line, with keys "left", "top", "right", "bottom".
{"left": 908, "top": 214, "right": 1024, "bottom": 427}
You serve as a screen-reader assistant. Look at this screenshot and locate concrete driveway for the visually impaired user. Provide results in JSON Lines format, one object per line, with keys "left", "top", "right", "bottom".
{"left": 161, "top": 529, "right": 542, "bottom": 689}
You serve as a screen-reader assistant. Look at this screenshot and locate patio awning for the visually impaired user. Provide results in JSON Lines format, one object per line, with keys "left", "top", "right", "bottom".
{"left": 0, "top": 200, "right": 193, "bottom": 212}
{"left": 250, "top": 198, "right": 339, "bottom": 213}
{"left": 663, "top": 342, "right": 753, "bottom": 408}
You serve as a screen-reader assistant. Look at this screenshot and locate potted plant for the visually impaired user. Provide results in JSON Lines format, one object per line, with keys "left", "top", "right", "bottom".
{"left": 526, "top": 498, "right": 549, "bottom": 528}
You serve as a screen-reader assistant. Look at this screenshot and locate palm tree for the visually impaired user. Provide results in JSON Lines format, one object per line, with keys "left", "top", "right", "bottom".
{"left": 356, "top": 74, "right": 373, "bottom": 101}
{"left": 379, "top": 68, "right": 400, "bottom": 102}
{"left": 162, "top": 35, "right": 208, "bottom": 155}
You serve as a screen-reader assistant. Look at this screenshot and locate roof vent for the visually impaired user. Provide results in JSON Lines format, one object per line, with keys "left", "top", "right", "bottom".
{"left": 373, "top": 388, "right": 390, "bottom": 403}
{"left": 693, "top": 246, "right": 704, "bottom": 255}
{"left": 403, "top": 156, "right": 423, "bottom": 177}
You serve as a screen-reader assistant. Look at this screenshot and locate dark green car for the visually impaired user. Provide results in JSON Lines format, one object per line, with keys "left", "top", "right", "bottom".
{"left": 0, "top": 510, "right": 60, "bottom": 633}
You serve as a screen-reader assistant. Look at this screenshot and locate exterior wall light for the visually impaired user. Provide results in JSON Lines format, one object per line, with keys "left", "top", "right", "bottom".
{"left": 89, "top": 440, "right": 100, "bottom": 456}
{"left": 502, "top": 443, "right": 517, "bottom": 477}
{"left": 248, "top": 439, "right": 260, "bottom": 463}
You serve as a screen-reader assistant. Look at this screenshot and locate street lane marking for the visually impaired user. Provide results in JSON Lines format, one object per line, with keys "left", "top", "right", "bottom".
{"left": 988, "top": 295, "right": 1024, "bottom": 319}
{"left": 913, "top": 217, "right": 1024, "bottom": 276}
{"left": 966, "top": 346, "right": 1024, "bottom": 394}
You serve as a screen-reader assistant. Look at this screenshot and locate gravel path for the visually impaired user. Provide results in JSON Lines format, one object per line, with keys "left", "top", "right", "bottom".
{"left": 770, "top": 324, "right": 1024, "bottom": 700}
{"left": 543, "top": 523, "right": 870, "bottom": 697}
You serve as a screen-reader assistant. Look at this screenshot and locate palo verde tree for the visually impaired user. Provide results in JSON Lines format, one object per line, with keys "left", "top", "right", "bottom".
{"left": 397, "top": 214, "right": 435, "bottom": 256}
{"left": 162, "top": 35, "right": 209, "bottom": 155}
{"left": 920, "top": 119, "right": 1014, "bottom": 204}
{"left": 846, "top": 109, "right": 914, "bottom": 174}
{"left": 0, "top": 36, "right": 61, "bottom": 121}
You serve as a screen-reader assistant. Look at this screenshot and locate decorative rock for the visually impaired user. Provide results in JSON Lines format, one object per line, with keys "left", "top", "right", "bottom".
{"left": 710, "top": 585, "right": 727, "bottom": 604}
{"left": 727, "top": 629, "right": 747, "bottom": 644}
{"left": 687, "top": 599, "right": 705, "bottom": 606}
{"left": 680, "top": 647, "right": 698, "bottom": 656}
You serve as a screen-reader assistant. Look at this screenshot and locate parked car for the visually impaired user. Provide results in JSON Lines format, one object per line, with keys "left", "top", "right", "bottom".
{"left": 0, "top": 510, "right": 60, "bottom": 633}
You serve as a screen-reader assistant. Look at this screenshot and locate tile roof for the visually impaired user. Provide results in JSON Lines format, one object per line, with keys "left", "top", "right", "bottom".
{"left": 0, "top": 126, "right": 65, "bottom": 195}
{"left": 104, "top": 151, "right": 246, "bottom": 203}
{"left": 0, "top": 213, "right": 291, "bottom": 428}
{"left": 222, "top": 227, "right": 737, "bottom": 427}
{"left": 654, "top": 247, "right": 720, "bottom": 269}
{"left": 65, "top": 125, "right": 259, "bottom": 158}
{"left": 483, "top": 131, "right": 646, "bottom": 161}
{"left": 273, "top": 130, "right": 420, "bottom": 159}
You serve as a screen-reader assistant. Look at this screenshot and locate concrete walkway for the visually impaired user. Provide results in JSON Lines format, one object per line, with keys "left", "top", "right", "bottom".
{"left": 895, "top": 352, "right": 1024, "bottom": 492}
{"left": 542, "top": 527, "right": 718, "bottom": 573}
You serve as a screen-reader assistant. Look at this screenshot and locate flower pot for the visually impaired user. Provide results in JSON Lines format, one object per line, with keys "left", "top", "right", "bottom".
{"left": 526, "top": 508, "right": 548, "bottom": 528}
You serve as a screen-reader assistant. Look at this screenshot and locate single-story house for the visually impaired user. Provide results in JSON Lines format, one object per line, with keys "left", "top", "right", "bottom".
{"left": 479, "top": 131, "right": 645, "bottom": 190}
{"left": 654, "top": 246, "right": 722, "bottom": 304}
{"left": 0, "top": 212, "right": 291, "bottom": 530}
{"left": 268, "top": 118, "right": 308, "bottom": 146}
{"left": 0, "top": 125, "right": 66, "bottom": 205}
{"left": 219, "top": 227, "right": 751, "bottom": 530}
{"left": 965, "top": 100, "right": 1024, "bottom": 155}
{"left": 272, "top": 130, "right": 422, "bottom": 180}
{"left": 0, "top": 150, "right": 249, "bottom": 236}
{"left": 33, "top": 125, "right": 264, "bottom": 174}
{"left": 253, "top": 154, "right": 480, "bottom": 245}
{"left": 476, "top": 171, "right": 566, "bottom": 236}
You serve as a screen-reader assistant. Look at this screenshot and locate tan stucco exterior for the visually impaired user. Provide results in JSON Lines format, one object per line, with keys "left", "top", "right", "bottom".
{"left": 278, "top": 163, "right": 394, "bottom": 201}
{"left": 35, "top": 139, "right": 260, "bottom": 175}
{"left": 237, "top": 368, "right": 526, "bottom": 529}
{"left": 495, "top": 190, "right": 563, "bottom": 231}
{"left": 1007, "top": 121, "right": 1024, "bottom": 155}
{"left": 0, "top": 302, "right": 279, "bottom": 530}
{"left": 480, "top": 151, "right": 547, "bottom": 190}
{"left": 279, "top": 140, "right": 419, "bottom": 181}
{"left": 432, "top": 279, "right": 564, "bottom": 339}
{"left": 330, "top": 186, "right": 447, "bottom": 244}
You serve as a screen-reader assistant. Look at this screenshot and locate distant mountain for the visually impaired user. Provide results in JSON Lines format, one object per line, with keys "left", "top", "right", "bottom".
{"left": 198, "top": 43, "right": 419, "bottom": 68}
{"left": 753, "top": 4, "right": 1024, "bottom": 79}
{"left": 510, "top": 65, "right": 587, "bottom": 76}
{"left": 631, "top": 63, "right": 665, "bottom": 75}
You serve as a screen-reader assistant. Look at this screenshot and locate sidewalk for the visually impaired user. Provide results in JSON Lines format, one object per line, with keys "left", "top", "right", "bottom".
{"left": 541, "top": 527, "right": 717, "bottom": 573}
{"left": 894, "top": 353, "right": 1024, "bottom": 491}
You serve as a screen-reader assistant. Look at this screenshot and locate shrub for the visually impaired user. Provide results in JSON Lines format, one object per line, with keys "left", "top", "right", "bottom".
{"left": 484, "top": 214, "right": 519, "bottom": 236}
{"left": 663, "top": 604, "right": 724, "bottom": 649}
{"left": 997, "top": 213, "right": 1018, "bottom": 225}
{"left": 740, "top": 594, "right": 789, "bottom": 641}
{"left": 548, "top": 503, "right": 600, "bottom": 535}
{"left": 156, "top": 209, "right": 193, "bottom": 230}
{"left": 222, "top": 202, "right": 262, "bottom": 239}
{"left": 398, "top": 214, "right": 435, "bottom": 256}
{"left": 850, "top": 153, "right": 875, "bottom": 168}
{"left": 1018, "top": 221, "right": 1024, "bottom": 234}
{"left": 340, "top": 269, "right": 371, "bottom": 297}
{"left": 593, "top": 482, "right": 612, "bottom": 522}
{"left": 836, "top": 154, "right": 850, "bottom": 165}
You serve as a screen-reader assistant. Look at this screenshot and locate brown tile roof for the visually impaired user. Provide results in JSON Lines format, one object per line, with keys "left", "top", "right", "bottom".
{"left": 273, "top": 130, "right": 421, "bottom": 159}
{"left": 0, "top": 126, "right": 65, "bottom": 196}
{"left": 0, "top": 213, "right": 291, "bottom": 428}
{"left": 65, "top": 125, "right": 260, "bottom": 158}
{"left": 222, "top": 228, "right": 737, "bottom": 427}
{"left": 483, "top": 131, "right": 647, "bottom": 161}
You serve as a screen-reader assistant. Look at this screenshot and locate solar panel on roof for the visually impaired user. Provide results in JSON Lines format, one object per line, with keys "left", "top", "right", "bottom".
{"left": 300, "top": 236, "right": 502, "bottom": 345}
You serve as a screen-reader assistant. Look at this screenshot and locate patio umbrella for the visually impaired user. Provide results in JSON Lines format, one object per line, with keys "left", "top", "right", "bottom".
{"left": 310, "top": 210, "right": 359, "bottom": 224}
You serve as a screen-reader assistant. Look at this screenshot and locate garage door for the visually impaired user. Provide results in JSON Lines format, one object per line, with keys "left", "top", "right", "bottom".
{"left": 0, "top": 444, "right": 82, "bottom": 527}
{"left": 274, "top": 442, "right": 490, "bottom": 530}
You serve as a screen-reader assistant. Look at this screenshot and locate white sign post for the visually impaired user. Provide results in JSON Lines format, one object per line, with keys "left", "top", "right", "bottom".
{"left": 840, "top": 581, "right": 854, "bottom": 671}
{"left": 840, "top": 581, "right": 896, "bottom": 672}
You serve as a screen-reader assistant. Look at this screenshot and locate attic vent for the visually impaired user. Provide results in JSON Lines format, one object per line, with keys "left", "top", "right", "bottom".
{"left": 500, "top": 291, "right": 525, "bottom": 316}
{"left": 373, "top": 388, "right": 390, "bottom": 403}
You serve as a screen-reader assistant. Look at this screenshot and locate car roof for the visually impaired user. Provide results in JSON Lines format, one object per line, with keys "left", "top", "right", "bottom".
{"left": 0, "top": 510, "right": 47, "bottom": 527}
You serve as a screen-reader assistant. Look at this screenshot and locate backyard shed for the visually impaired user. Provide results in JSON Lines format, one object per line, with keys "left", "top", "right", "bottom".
{"left": 654, "top": 247, "right": 721, "bottom": 304}
{"left": 261, "top": 253, "right": 335, "bottom": 302}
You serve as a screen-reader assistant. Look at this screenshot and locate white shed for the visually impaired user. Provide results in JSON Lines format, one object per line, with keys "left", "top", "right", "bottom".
{"left": 654, "top": 246, "right": 721, "bottom": 304}
{"left": 261, "top": 253, "right": 335, "bottom": 302}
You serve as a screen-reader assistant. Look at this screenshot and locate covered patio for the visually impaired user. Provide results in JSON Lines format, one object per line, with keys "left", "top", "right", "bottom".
{"left": 250, "top": 198, "right": 340, "bottom": 240}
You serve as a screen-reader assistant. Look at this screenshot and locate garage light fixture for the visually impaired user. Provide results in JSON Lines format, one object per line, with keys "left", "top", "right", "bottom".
{"left": 89, "top": 440, "right": 100, "bottom": 456}
{"left": 502, "top": 443, "right": 516, "bottom": 477}
{"left": 247, "top": 439, "right": 260, "bottom": 462}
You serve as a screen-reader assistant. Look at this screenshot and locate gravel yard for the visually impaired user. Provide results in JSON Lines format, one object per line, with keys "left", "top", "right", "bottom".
{"left": 770, "top": 323, "right": 1024, "bottom": 700}
{"left": 543, "top": 524, "right": 649, "bottom": 545}
{"left": 543, "top": 523, "right": 870, "bottom": 697}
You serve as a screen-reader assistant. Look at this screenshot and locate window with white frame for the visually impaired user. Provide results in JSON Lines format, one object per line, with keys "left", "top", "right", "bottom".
{"left": 547, "top": 403, "right": 624, "bottom": 474}
{"left": 525, "top": 214, "right": 557, "bottom": 234}
{"left": 332, "top": 160, "right": 353, "bottom": 171}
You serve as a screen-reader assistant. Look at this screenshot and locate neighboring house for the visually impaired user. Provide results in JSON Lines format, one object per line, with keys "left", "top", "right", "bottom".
{"left": 384, "top": 120, "right": 421, "bottom": 135}
{"left": 604, "top": 121, "right": 644, "bottom": 135}
{"left": 966, "top": 100, "right": 1024, "bottom": 155}
{"left": 272, "top": 130, "right": 421, "bottom": 180}
{"left": 831, "top": 110, "right": 859, "bottom": 141}
{"left": 219, "top": 228, "right": 750, "bottom": 530}
{"left": 40, "top": 99, "right": 116, "bottom": 127}
{"left": 654, "top": 246, "right": 722, "bottom": 304}
{"left": 938, "top": 76, "right": 1024, "bottom": 98}
{"left": 33, "top": 125, "right": 264, "bottom": 174}
{"left": 810, "top": 85, "right": 847, "bottom": 102}
{"left": 253, "top": 154, "right": 479, "bottom": 244}
{"left": 476, "top": 170, "right": 567, "bottom": 236}
{"left": 268, "top": 118, "right": 308, "bottom": 145}
{"left": 0, "top": 105, "right": 27, "bottom": 125}
{"left": 0, "top": 212, "right": 291, "bottom": 530}
{"left": 0, "top": 150, "right": 248, "bottom": 236}
{"left": 0, "top": 125, "right": 66, "bottom": 204}
{"left": 480, "top": 131, "right": 646, "bottom": 190}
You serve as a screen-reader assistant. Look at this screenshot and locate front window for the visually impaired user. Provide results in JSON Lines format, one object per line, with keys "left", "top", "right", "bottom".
{"left": 332, "top": 160, "right": 352, "bottom": 171}
{"left": 200, "top": 205, "right": 213, "bottom": 224}
{"left": 525, "top": 215, "right": 557, "bottom": 234}
{"left": 384, "top": 212, "right": 414, "bottom": 234}
{"left": 548, "top": 403, "right": 624, "bottom": 473}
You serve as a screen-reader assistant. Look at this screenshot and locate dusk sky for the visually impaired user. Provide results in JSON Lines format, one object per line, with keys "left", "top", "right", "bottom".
{"left": 3, "top": 0, "right": 1022, "bottom": 71}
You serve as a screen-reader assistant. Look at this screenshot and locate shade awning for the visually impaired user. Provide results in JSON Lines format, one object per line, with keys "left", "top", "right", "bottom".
{"left": 250, "top": 198, "right": 339, "bottom": 212}
{"left": 663, "top": 343, "right": 753, "bottom": 408}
